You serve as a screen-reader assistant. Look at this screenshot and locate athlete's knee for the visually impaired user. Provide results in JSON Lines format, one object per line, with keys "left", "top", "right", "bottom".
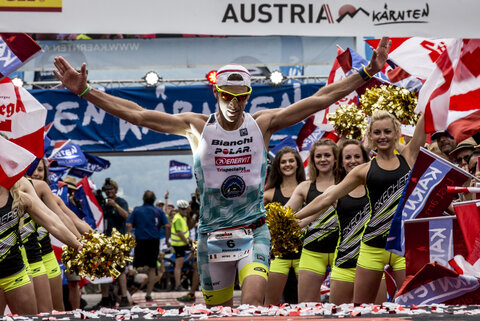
{"left": 241, "top": 275, "right": 267, "bottom": 305}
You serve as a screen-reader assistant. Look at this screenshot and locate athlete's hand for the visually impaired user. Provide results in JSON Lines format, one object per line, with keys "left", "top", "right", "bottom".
{"left": 53, "top": 56, "right": 88, "bottom": 96}
{"left": 367, "top": 37, "right": 391, "bottom": 76}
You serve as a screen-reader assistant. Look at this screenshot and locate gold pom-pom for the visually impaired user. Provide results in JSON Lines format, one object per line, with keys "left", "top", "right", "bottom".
{"left": 359, "top": 84, "right": 419, "bottom": 125}
{"left": 62, "top": 229, "right": 136, "bottom": 280}
{"left": 265, "top": 203, "right": 303, "bottom": 258}
{"left": 327, "top": 103, "right": 368, "bottom": 140}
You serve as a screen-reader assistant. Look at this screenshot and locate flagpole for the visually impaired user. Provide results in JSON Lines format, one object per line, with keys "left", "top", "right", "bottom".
{"left": 404, "top": 215, "right": 455, "bottom": 224}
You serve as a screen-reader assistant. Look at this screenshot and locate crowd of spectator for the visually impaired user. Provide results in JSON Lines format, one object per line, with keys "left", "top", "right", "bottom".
{"left": 89, "top": 179, "right": 202, "bottom": 307}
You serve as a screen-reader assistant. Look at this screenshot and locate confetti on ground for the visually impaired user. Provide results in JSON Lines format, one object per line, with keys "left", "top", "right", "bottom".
{"left": 4, "top": 303, "right": 480, "bottom": 320}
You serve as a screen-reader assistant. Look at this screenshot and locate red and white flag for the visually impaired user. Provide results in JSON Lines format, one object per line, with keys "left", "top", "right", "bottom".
{"left": 0, "top": 33, "right": 42, "bottom": 80}
{"left": 313, "top": 46, "right": 358, "bottom": 131}
{"left": 415, "top": 39, "right": 480, "bottom": 142}
{"left": 77, "top": 177, "right": 104, "bottom": 233}
{"left": 0, "top": 77, "right": 47, "bottom": 188}
{"left": 366, "top": 37, "right": 455, "bottom": 80}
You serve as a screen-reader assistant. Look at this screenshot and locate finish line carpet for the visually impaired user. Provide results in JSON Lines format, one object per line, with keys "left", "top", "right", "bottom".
{"left": 5, "top": 292, "right": 478, "bottom": 321}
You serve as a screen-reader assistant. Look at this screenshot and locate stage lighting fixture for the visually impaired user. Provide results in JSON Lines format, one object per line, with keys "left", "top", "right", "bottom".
{"left": 11, "top": 76, "right": 24, "bottom": 87}
{"left": 143, "top": 71, "right": 161, "bottom": 86}
{"left": 269, "top": 70, "right": 285, "bottom": 86}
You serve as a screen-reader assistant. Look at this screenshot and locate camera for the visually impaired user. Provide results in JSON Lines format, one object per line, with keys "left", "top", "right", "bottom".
{"left": 95, "top": 189, "right": 107, "bottom": 206}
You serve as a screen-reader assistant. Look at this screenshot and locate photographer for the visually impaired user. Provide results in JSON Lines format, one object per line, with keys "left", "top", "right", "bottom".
{"left": 102, "top": 178, "right": 129, "bottom": 235}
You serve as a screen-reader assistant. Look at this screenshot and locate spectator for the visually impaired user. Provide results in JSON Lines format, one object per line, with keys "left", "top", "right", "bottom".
{"left": 126, "top": 190, "right": 169, "bottom": 301}
{"left": 163, "top": 190, "right": 171, "bottom": 214}
{"left": 155, "top": 201, "right": 171, "bottom": 251}
{"left": 171, "top": 200, "right": 192, "bottom": 291}
{"left": 96, "top": 178, "right": 130, "bottom": 308}
{"left": 431, "top": 131, "right": 457, "bottom": 162}
{"left": 450, "top": 137, "right": 476, "bottom": 171}
{"left": 177, "top": 196, "right": 201, "bottom": 303}
{"left": 166, "top": 203, "right": 176, "bottom": 222}
{"left": 468, "top": 146, "right": 480, "bottom": 175}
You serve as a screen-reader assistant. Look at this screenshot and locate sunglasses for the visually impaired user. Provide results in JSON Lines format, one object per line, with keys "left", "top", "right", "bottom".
{"left": 456, "top": 154, "right": 471, "bottom": 164}
{"left": 216, "top": 85, "right": 252, "bottom": 102}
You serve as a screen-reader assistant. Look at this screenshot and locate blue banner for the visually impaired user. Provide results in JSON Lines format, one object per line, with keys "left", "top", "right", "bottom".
{"left": 48, "top": 166, "right": 68, "bottom": 187}
{"left": 169, "top": 160, "right": 193, "bottom": 180}
{"left": 49, "top": 141, "right": 87, "bottom": 167}
{"left": 68, "top": 153, "right": 111, "bottom": 178}
{"left": 30, "top": 83, "right": 324, "bottom": 153}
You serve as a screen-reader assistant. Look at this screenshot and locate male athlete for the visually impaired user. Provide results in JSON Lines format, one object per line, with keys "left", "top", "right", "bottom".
{"left": 53, "top": 37, "right": 390, "bottom": 306}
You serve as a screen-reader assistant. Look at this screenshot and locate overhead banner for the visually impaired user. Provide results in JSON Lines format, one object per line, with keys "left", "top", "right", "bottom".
{"left": 21, "top": 37, "right": 354, "bottom": 71}
{"left": 1, "top": 0, "right": 479, "bottom": 37}
{"left": 31, "top": 83, "right": 324, "bottom": 153}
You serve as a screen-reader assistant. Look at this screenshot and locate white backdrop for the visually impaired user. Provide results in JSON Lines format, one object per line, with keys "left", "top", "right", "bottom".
{"left": 0, "top": 0, "right": 477, "bottom": 37}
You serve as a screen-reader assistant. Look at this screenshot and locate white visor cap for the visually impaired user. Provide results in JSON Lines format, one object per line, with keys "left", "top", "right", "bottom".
{"left": 216, "top": 64, "right": 251, "bottom": 87}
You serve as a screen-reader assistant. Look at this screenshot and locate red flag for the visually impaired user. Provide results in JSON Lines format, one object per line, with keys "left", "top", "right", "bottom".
{"left": 404, "top": 216, "right": 468, "bottom": 277}
{"left": 453, "top": 201, "right": 480, "bottom": 256}
{"left": 416, "top": 39, "right": 480, "bottom": 142}
{"left": 0, "top": 78, "right": 47, "bottom": 188}
{"left": 0, "top": 33, "right": 42, "bottom": 79}
{"left": 366, "top": 37, "right": 455, "bottom": 80}
{"left": 313, "top": 46, "right": 358, "bottom": 131}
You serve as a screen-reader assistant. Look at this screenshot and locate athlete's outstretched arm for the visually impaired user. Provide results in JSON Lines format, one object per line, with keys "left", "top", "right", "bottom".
{"left": 262, "top": 37, "right": 391, "bottom": 134}
{"left": 53, "top": 57, "right": 200, "bottom": 137}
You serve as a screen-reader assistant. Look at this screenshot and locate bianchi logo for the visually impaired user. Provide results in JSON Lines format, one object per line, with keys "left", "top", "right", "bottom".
{"left": 221, "top": 2, "right": 430, "bottom": 26}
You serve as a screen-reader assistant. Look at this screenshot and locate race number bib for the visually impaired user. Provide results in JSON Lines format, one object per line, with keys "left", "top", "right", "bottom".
{"left": 207, "top": 228, "right": 253, "bottom": 262}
